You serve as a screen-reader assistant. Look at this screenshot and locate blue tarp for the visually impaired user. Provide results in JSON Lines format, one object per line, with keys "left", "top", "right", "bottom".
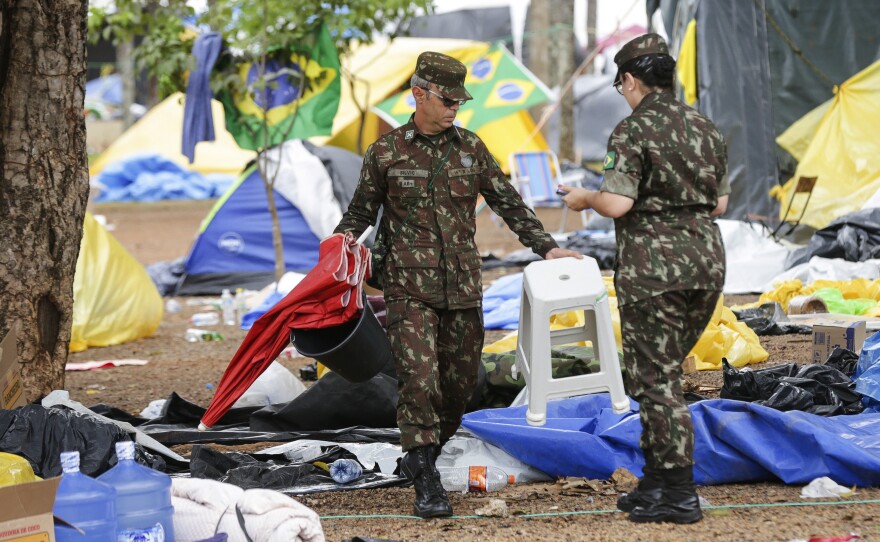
{"left": 483, "top": 272, "right": 523, "bottom": 330}
{"left": 462, "top": 394, "right": 880, "bottom": 486}
{"left": 94, "top": 154, "right": 234, "bottom": 202}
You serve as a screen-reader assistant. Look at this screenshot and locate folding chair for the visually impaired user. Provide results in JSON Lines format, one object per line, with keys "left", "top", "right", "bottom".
{"left": 771, "top": 175, "right": 817, "bottom": 239}
{"left": 509, "top": 150, "right": 588, "bottom": 235}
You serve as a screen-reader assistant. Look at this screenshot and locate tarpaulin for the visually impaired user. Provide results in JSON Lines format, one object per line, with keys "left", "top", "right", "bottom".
{"left": 462, "top": 394, "right": 880, "bottom": 486}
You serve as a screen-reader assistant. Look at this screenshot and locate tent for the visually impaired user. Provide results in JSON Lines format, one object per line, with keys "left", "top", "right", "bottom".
{"left": 71, "top": 213, "right": 164, "bottom": 352}
{"left": 316, "top": 37, "right": 550, "bottom": 172}
{"left": 174, "top": 140, "right": 362, "bottom": 295}
{"left": 89, "top": 92, "right": 256, "bottom": 178}
{"left": 660, "top": 0, "right": 880, "bottom": 222}
{"left": 772, "top": 60, "right": 880, "bottom": 229}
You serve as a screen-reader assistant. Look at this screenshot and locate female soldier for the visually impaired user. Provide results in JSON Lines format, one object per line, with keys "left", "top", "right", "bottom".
{"left": 558, "top": 33, "right": 728, "bottom": 524}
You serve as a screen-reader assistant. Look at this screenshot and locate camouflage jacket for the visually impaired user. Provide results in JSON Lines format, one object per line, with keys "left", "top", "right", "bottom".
{"left": 335, "top": 117, "right": 557, "bottom": 309}
{"left": 601, "top": 90, "right": 729, "bottom": 306}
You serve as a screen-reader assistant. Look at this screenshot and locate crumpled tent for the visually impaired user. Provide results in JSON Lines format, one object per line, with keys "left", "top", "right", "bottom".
{"left": 71, "top": 213, "right": 163, "bottom": 352}
{"left": 462, "top": 394, "right": 880, "bottom": 486}
{"left": 773, "top": 60, "right": 880, "bottom": 230}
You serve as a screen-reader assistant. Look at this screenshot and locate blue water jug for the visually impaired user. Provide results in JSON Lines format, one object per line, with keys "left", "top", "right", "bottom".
{"left": 98, "top": 441, "right": 175, "bottom": 542}
{"left": 53, "top": 450, "right": 118, "bottom": 542}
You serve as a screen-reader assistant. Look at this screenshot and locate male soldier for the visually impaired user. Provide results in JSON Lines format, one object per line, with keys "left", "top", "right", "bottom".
{"left": 334, "top": 52, "right": 580, "bottom": 518}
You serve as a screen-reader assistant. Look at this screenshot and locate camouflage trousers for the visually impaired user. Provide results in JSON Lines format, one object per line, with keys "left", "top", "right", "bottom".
{"left": 619, "top": 289, "right": 720, "bottom": 469}
{"left": 386, "top": 298, "right": 484, "bottom": 451}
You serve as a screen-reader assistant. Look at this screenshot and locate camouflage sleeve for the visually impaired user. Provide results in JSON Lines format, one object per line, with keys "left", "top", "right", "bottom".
{"left": 717, "top": 136, "right": 731, "bottom": 196}
{"left": 477, "top": 143, "right": 557, "bottom": 257}
{"left": 599, "top": 120, "right": 642, "bottom": 200}
{"left": 333, "top": 144, "right": 386, "bottom": 236}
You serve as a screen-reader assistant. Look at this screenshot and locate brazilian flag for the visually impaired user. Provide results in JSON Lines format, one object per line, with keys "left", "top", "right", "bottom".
{"left": 219, "top": 24, "right": 340, "bottom": 151}
{"left": 374, "top": 43, "right": 552, "bottom": 132}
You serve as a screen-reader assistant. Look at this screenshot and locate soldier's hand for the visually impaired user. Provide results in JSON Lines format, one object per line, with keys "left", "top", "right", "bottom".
{"left": 557, "top": 185, "right": 593, "bottom": 211}
{"left": 545, "top": 247, "right": 583, "bottom": 260}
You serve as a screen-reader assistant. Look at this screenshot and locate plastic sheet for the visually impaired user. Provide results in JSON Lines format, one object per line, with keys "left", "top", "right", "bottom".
{"left": 721, "top": 360, "right": 863, "bottom": 416}
{"left": 733, "top": 302, "right": 811, "bottom": 336}
{"left": 855, "top": 331, "right": 880, "bottom": 412}
{"left": 786, "top": 209, "right": 880, "bottom": 270}
{"left": 461, "top": 394, "right": 880, "bottom": 486}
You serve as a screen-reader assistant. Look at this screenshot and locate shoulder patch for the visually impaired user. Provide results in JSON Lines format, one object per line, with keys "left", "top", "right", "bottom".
{"left": 603, "top": 151, "right": 616, "bottom": 170}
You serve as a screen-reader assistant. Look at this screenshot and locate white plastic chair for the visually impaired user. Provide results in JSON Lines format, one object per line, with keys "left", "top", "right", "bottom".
{"left": 511, "top": 257, "right": 630, "bottom": 426}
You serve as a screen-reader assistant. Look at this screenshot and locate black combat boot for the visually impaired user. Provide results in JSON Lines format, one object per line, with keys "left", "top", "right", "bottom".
{"left": 617, "top": 465, "right": 664, "bottom": 512}
{"left": 628, "top": 466, "right": 702, "bottom": 524}
{"left": 400, "top": 446, "right": 453, "bottom": 519}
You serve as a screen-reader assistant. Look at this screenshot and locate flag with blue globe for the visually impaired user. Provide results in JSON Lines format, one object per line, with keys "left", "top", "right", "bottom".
{"left": 219, "top": 25, "right": 341, "bottom": 151}
{"left": 374, "top": 43, "right": 553, "bottom": 132}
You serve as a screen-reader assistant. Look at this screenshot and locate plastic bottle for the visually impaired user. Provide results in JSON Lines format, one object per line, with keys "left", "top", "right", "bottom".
{"left": 221, "top": 289, "right": 235, "bottom": 325}
{"left": 53, "top": 451, "right": 118, "bottom": 542}
{"left": 164, "top": 298, "right": 181, "bottom": 314}
{"left": 98, "top": 441, "right": 175, "bottom": 542}
{"left": 234, "top": 288, "right": 247, "bottom": 325}
{"left": 184, "top": 328, "right": 223, "bottom": 342}
{"left": 437, "top": 466, "right": 514, "bottom": 493}
{"left": 189, "top": 312, "right": 219, "bottom": 326}
{"left": 329, "top": 458, "right": 363, "bottom": 483}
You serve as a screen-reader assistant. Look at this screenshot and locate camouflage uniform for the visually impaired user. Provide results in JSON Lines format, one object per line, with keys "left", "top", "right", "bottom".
{"left": 602, "top": 85, "right": 728, "bottom": 469}
{"left": 335, "top": 57, "right": 557, "bottom": 450}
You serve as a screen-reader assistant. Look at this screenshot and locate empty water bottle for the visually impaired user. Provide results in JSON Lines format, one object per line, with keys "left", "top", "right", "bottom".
{"left": 329, "top": 458, "right": 363, "bottom": 484}
{"left": 234, "top": 288, "right": 248, "bottom": 325}
{"left": 437, "top": 466, "right": 514, "bottom": 493}
{"left": 53, "top": 451, "right": 117, "bottom": 542}
{"left": 190, "top": 312, "right": 219, "bottom": 326}
{"left": 221, "top": 289, "right": 235, "bottom": 325}
{"left": 98, "top": 441, "right": 175, "bottom": 542}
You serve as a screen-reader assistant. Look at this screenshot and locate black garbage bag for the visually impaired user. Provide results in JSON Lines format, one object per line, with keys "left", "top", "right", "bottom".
{"left": 785, "top": 208, "right": 880, "bottom": 269}
{"left": 824, "top": 347, "right": 860, "bottom": 376}
{"left": 733, "top": 302, "right": 811, "bottom": 336}
{"left": 721, "top": 359, "right": 863, "bottom": 415}
{"left": 0, "top": 404, "right": 153, "bottom": 477}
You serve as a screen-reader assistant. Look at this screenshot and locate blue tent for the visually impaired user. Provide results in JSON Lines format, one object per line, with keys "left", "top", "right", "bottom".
{"left": 174, "top": 142, "right": 363, "bottom": 295}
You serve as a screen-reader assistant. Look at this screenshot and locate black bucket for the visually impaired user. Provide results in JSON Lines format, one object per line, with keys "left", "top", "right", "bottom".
{"left": 289, "top": 300, "right": 392, "bottom": 383}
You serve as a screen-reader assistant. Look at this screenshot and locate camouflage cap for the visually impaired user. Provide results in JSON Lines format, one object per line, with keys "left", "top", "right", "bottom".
{"left": 414, "top": 51, "right": 473, "bottom": 101}
{"left": 613, "top": 33, "right": 669, "bottom": 68}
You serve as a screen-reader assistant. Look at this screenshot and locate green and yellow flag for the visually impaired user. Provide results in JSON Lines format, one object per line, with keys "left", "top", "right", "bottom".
{"left": 373, "top": 43, "right": 553, "bottom": 132}
{"left": 219, "top": 24, "right": 341, "bottom": 151}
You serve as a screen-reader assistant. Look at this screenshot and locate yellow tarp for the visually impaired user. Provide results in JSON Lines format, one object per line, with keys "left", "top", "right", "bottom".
{"left": 676, "top": 20, "right": 698, "bottom": 106}
{"left": 316, "top": 37, "right": 549, "bottom": 172}
{"left": 70, "top": 213, "right": 164, "bottom": 352}
{"left": 483, "top": 277, "right": 767, "bottom": 371}
{"left": 772, "top": 60, "right": 880, "bottom": 229}
{"left": 89, "top": 93, "right": 257, "bottom": 177}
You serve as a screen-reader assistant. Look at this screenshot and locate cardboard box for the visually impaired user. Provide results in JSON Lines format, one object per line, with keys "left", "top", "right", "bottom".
{"left": 812, "top": 320, "right": 867, "bottom": 364}
{"left": 0, "top": 326, "right": 26, "bottom": 410}
{"left": 0, "top": 477, "right": 60, "bottom": 542}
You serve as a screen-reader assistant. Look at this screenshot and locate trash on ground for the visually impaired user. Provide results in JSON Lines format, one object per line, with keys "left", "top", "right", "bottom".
{"left": 800, "top": 476, "right": 855, "bottom": 499}
{"left": 65, "top": 359, "right": 149, "bottom": 371}
{"left": 474, "top": 498, "right": 509, "bottom": 517}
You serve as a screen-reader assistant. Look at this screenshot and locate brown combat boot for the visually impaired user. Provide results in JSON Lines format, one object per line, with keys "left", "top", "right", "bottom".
{"left": 400, "top": 446, "right": 453, "bottom": 519}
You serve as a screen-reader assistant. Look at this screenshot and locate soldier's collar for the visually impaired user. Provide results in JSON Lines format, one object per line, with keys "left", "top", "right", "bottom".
{"left": 403, "top": 115, "right": 462, "bottom": 145}
{"left": 634, "top": 89, "right": 667, "bottom": 112}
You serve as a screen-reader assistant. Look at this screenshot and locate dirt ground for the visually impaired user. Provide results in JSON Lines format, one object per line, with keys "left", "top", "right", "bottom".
{"left": 66, "top": 200, "right": 880, "bottom": 542}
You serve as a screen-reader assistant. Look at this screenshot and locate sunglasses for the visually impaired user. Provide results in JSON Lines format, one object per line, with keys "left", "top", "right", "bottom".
{"left": 422, "top": 87, "right": 467, "bottom": 108}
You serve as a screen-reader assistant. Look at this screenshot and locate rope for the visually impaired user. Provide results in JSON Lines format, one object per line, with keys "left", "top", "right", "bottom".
{"left": 321, "top": 498, "right": 880, "bottom": 520}
{"left": 753, "top": 0, "right": 837, "bottom": 89}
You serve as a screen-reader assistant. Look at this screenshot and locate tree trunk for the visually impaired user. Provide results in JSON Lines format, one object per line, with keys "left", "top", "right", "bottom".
{"left": 0, "top": 0, "right": 90, "bottom": 401}
{"left": 552, "top": 0, "right": 575, "bottom": 162}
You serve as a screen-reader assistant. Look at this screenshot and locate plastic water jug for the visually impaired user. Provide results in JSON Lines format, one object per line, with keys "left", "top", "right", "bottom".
{"left": 98, "top": 441, "right": 175, "bottom": 542}
{"left": 53, "top": 451, "right": 118, "bottom": 542}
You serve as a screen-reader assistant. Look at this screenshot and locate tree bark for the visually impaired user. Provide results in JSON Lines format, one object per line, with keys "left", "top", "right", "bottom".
{"left": 0, "top": 0, "right": 90, "bottom": 400}
{"left": 552, "top": 0, "right": 575, "bottom": 162}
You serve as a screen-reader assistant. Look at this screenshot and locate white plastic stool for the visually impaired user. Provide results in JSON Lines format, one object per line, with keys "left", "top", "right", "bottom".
{"left": 511, "top": 257, "right": 630, "bottom": 426}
